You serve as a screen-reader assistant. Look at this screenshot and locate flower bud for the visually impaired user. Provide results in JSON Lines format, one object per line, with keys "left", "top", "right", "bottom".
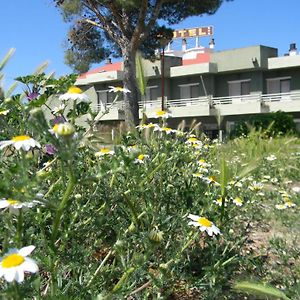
{"left": 4, "top": 98, "right": 12, "bottom": 103}
{"left": 52, "top": 123, "right": 75, "bottom": 137}
{"left": 36, "top": 170, "right": 48, "bottom": 179}
{"left": 128, "top": 222, "right": 136, "bottom": 233}
{"left": 29, "top": 107, "right": 43, "bottom": 118}
{"left": 148, "top": 228, "right": 163, "bottom": 243}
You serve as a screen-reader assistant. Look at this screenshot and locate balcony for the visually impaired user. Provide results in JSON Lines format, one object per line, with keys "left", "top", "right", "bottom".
{"left": 92, "top": 92, "right": 300, "bottom": 120}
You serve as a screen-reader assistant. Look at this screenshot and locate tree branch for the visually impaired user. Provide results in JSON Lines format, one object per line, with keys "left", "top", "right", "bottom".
{"left": 131, "top": 0, "right": 148, "bottom": 50}
{"left": 106, "top": 2, "right": 127, "bottom": 38}
{"left": 141, "top": 0, "right": 166, "bottom": 41}
{"left": 83, "top": 0, "right": 121, "bottom": 44}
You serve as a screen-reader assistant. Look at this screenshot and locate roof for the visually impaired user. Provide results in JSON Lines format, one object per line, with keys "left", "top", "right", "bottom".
{"left": 78, "top": 61, "right": 123, "bottom": 79}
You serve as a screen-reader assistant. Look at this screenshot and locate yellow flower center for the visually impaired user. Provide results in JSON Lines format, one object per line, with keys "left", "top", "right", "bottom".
{"left": 188, "top": 137, "right": 198, "bottom": 143}
{"left": 138, "top": 154, "right": 145, "bottom": 160}
{"left": 234, "top": 197, "right": 243, "bottom": 203}
{"left": 100, "top": 148, "right": 110, "bottom": 153}
{"left": 156, "top": 110, "right": 166, "bottom": 116}
{"left": 12, "top": 135, "right": 31, "bottom": 142}
{"left": 209, "top": 176, "right": 217, "bottom": 182}
{"left": 162, "top": 127, "right": 172, "bottom": 131}
{"left": 199, "top": 159, "right": 205, "bottom": 164}
{"left": 52, "top": 124, "right": 59, "bottom": 133}
{"left": 7, "top": 199, "right": 19, "bottom": 205}
{"left": 198, "top": 217, "right": 212, "bottom": 228}
{"left": 67, "top": 86, "right": 82, "bottom": 94}
{"left": 2, "top": 254, "right": 25, "bottom": 268}
{"left": 115, "top": 87, "right": 124, "bottom": 92}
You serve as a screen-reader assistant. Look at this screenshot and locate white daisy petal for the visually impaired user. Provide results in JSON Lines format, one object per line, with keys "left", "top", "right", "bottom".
{"left": 18, "top": 246, "right": 35, "bottom": 257}
{"left": 15, "top": 268, "right": 24, "bottom": 283}
{"left": 187, "top": 214, "right": 200, "bottom": 222}
{"left": 22, "top": 258, "right": 39, "bottom": 273}
{"left": 4, "top": 268, "right": 17, "bottom": 282}
{"left": 0, "top": 200, "right": 9, "bottom": 208}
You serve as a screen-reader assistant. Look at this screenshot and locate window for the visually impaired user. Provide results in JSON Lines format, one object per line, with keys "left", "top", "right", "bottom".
{"left": 145, "top": 86, "right": 158, "bottom": 101}
{"left": 228, "top": 80, "right": 250, "bottom": 96}
{"left": 267, "top": 77, "right": 291, "bottom": 94}
{"left": 97, "top": 90, "right": 115, "bottom": 111}
{"left": 179, "top": 83, "right": 199, "bottom": 99}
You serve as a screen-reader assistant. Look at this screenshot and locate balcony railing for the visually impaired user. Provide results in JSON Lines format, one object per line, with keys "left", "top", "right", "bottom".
{"left": 93, "top": 91, "right": 300, "bottom": 112}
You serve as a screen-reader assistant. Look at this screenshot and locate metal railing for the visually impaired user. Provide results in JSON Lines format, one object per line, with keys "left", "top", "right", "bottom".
{"left": 93, "top": 91, "right": 300, "bottom": 111}
{"left": 212, "top": 94, "right": 260, "bottom": 105}
{"left": 261, "top": 91, "right": 300, "bottom": 102}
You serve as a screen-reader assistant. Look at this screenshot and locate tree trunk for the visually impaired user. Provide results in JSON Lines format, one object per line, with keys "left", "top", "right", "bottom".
{"left": 122, "top": 47, "right": 140, "bottom": 129}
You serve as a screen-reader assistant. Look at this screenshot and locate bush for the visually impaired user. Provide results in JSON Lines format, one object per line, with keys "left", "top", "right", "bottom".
{"left": 231, "top": 111, "right": 297, "bottom": 138}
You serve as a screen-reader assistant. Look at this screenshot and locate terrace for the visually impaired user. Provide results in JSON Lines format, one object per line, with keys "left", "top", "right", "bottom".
{"left": 94, "top": 91, "right": 300, "bottom": 120}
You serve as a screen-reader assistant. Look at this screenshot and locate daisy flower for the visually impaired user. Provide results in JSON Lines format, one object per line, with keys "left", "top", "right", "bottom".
{"left": 213, "top": 197, "right": 228, "bottom": 207}
{"left": 153, "top": 110, "right": 171, "bottom": 119}
{"left": 0, "top": 246, "right": 38, "bottom": 283}
{"left": 266, "top": 154, "right": 277, "bottom": 161}
{"left": 95, "top": 148, "right": 115, "bottom": 157}
{"left": 157, "top": 127, "right": 176, "bottom": 134}
{"left": 126, "top": 145, "right": 139, "bottom": 153}
{"left": 59, "top": 86, "right": 89, "bottom": 102}
{"left": 197, "top": 159, "right": 211, "bottom": 168}
{"left": 108, "top": 86, "right": 130, "bottom": 94}
{"left": 187, "top": 214, "right": 221, "bottom": 236}
{"left": 0, "top": 109, "right": 9, "bottom": 116}
{"left": 0, "top": 199, "right": 36, "bottom": 214}
{"left": 292, "top": 186, "right": 300, "bottom": 193}
{"left": 232, "top": 197, "right": 243, "bottom": 206}
{"left": 51, "top": 104, "right": 65, "bottom": 115}
{"left": 275, "top": 204, "right": 287, "bottom": 210}
{"left": 284, "top": 201, "right": 296, "bottom": 208}
{"left": 192, "top": 172, "right": 204, "bottom": 178}
{"left": 186, "top": 137, "right": 203, "bottom": 148}
{"left": 0, "top": 135, "right": 41, "bottom": 151}
{"left": 205, "top": 176, "right": 220, "bottom": 186}
{"left": 134, "top": 154, "right": 149, "bottom": 164}
{"left": 137, "top": 123, "right": 159, "bottom": 130}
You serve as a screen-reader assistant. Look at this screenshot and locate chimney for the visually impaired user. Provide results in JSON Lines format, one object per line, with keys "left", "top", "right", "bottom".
{"left": 182, "top": 38, "right": 187, "bottom": 52}
{"left": 289, "top": 43, "right": 297, "bottom": 56}
{"left": 209, "top": 38, "right": 215, "bottom": 49}
{"left": 105, "top": 58, "right": 112, "bottom": 64}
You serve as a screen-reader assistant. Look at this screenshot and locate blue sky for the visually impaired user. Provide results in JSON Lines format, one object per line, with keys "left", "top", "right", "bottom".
{"left": 1, "top": 0, "right": 300, "bottom": 89}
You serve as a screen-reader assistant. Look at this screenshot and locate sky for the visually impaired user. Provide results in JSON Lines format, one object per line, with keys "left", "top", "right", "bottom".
{"left": 1, "top": 0, "right": 300, "bottom": 89}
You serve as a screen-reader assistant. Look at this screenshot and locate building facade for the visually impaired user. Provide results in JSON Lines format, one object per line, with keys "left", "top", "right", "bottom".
{"left": 75, "top": 41, "right": 300, "bottom": 137}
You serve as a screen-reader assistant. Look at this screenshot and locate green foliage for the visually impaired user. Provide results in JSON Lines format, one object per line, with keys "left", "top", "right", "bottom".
{"left": 135, "top": 52, "right": 147, "bottom": 96}
{"left": 0, "top": 56, "right": 300, "bottom": 298}
{"left": 231, "top": 111, "right": 297, "bottom": 138}
{"left": 233, "top": 281, "right": 291, "bottom": 300}
{"left": 54, "top": 0, "right": 227, "bottom": 71}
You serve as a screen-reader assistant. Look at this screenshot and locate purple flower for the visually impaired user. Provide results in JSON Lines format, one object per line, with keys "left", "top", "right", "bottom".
{"left": 45, "top": 144, "right": 57, "bottom": 155}
{"left": 50, "top": 116, "right": 65, "bottom": 126}
{"left": 26, "top": 92, "right": 40, "bottom": 101}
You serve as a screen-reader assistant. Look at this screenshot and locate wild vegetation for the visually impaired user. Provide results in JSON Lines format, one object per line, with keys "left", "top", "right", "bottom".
{"left": 0, "top": 53, "right": 299, "bottom": 299}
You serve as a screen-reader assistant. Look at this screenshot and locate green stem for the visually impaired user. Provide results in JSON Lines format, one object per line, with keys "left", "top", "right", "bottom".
{"left": 51, "top": 165, "right": 75, "bottom": 246}
{"left": 86, "top": 250, "right": 114, "bottom": 288}
{"left": 123, "top": 190, "right": 139, "bottom": 225}
{"left": 111, "top": 267, "right": 135, "bottom": 293}
{"left": 16, "top": 209, "right": 23, "bottom": 248}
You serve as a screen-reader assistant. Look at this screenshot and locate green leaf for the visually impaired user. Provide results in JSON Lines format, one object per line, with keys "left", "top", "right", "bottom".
{"left": 136, "top": 52, "right": 147, "bottom": 96}
{"left": 220, "top": 157, "right": 228, "bottom": 197}
{"left": 0, "top": 48, "right": 15, "bottom": 72}
{"left": 233, "top": 281, "right": 291, "bottom": 300}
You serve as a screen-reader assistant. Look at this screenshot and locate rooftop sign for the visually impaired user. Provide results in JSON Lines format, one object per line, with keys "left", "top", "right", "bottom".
{"left": 173, "top": 26, "right": 213, "bottom": 39}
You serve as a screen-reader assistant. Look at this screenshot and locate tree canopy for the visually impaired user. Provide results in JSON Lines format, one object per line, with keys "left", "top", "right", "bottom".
{"left": 54, "top": 0, "right": 229, "bottom": 126}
